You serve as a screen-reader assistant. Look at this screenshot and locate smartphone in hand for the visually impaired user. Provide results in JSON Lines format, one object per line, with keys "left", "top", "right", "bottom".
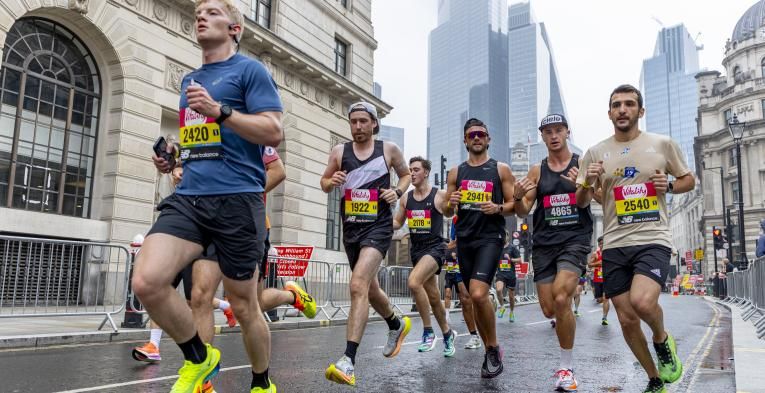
{"left": 153, "top": 136, "right": 176, "bottom": 169}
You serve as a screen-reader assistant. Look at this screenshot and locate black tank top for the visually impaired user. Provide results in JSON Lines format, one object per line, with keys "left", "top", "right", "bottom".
{"left": 406, "top": 187, "right": 444, "bottom": 247}
{"left": 532, "top": 154, "right": 593, "bottom": 247}
{"left": 455, "top": 158, "right": 505, "bottom": 239}
{"left": 340, "top": 140, "right": 392, "bottom": 241}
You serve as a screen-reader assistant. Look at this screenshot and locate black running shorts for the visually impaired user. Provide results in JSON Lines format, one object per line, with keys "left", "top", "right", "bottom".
{"left": 602, "top": 244, "right": 671, "bottom": 299}
{"left": 456, "top": 236, "right": 503, "bottom": 289}
{"left": 344, "top": 224, "right": 392, "bottom": 270}
{"left": 444, "top": 273, "right": 463, "bottom": 291}
{"left": 411, "top": 242, "right": 446, "bottom": 275}
{"left": 532, "top": 243, "right": 589, "bottom": 283}
{"left": 593, "top": 281, "right": 604, "bottom": 299}
{"left": 149, "top": 193, "right": 266, "bottom": 281}
{"left": 495, "top": 272, "right": 516, "bottom": 289}
{"left": 171, "top": 263, "right": 194, "bottom": 301}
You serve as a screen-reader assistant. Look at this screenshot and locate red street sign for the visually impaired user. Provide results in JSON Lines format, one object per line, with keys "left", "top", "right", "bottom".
{"left": 685, "top": 250, "right": 693, "bottom": 272}
{"left": 514, "top": 261, "right": 529, "bottom": 277}
{"left": 272, "top": 246, "right": 314, "bottom": 277}
{"left": 512, "top": 231, "right": 520, "bottom": 239}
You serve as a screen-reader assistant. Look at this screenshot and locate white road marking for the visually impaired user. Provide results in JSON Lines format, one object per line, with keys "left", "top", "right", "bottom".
{"left": 55, "top": 365, "right": 252, "bottom": 392}
{"left": 373, "top": 332, "right": 470, "bottom": 349}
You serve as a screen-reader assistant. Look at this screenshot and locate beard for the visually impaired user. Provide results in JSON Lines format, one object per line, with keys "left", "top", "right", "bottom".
{"left": 467, "top": 143, "right": 488, "bottom": 154}
{"left": 614, "top": 117, "right": 638, "bottom": 133}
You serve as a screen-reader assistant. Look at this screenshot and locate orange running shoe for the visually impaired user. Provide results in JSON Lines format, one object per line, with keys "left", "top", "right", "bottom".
{"left": 223, "top": 307, "right": 237, "bottom": 328}
{"left": 202, "top": 380, "right": 217, "bottom": 393}
{"left": 285, "top": 281, "right": 317, "bottom": 319}
{"left": 132, "top": 342, "right": 161, "bottom": 362}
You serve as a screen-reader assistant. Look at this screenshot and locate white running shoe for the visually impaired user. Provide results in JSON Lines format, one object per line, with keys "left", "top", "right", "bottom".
{"left": 464, "top": 334, "right": 482, "bottom": 349}
{"left": 554, "top": 368, "right": 578, "bottom": 392}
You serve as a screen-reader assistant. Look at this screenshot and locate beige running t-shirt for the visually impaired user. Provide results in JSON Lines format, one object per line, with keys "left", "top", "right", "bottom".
{"left": 576, "top": 131, "right": 690, "bottom": 250}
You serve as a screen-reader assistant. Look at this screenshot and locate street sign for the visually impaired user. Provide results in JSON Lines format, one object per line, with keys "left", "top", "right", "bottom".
{"left": 515, "top": 261, "right": 530, "bottom": 279}
{"left": 272, "top": 245, "right": 314, "bottom": 277}
{"left": 685, "top": 250, "right": 693, "bottom": 272}
{"left": 695, "top": 249, "right": 704, "bottom": 261}
{"left": 512, "top": 238, "right": 520, "bottom": 246}
{"left": 512, "top": 231, "right": 520, "bottom": 239}
{"left": 723, "top": 243, "right": 729, "bottom": 249}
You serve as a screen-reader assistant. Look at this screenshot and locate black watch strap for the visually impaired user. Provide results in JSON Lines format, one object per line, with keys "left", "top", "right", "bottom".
{"left": 216, "top": 104, "right": 232, "bottom": 124}
{"left": 395, "top": 189, "right": 403, "bottom": 198}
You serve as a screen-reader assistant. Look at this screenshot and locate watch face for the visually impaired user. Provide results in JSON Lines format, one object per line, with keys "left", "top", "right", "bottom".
{"left": 221, "top": 105, "right": 232, "bottom": 116}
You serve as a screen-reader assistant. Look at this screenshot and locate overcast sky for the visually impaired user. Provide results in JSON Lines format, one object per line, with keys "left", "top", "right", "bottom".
{"left": 371, "top": 0, "right": 757, "bottom": 158}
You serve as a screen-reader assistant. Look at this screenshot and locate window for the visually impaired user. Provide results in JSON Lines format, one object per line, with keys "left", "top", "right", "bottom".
{"left": 729, "top": 147, "right": 737, "bottom": 167}
{"left": 0, "top": 18, "right": 100, "bottom": 218}
{"left": 724, "top": 109, "right": 732, "bottom": 122}
{"left": 325, "top": 134, "right": 348, "bottom": 250}
{"left": 334, "top": 38, "right": 348, "bottom": 76}
{"left": 250, "top": 0, "right": 272, "bottom": 29}
{"left": 731, "top": 180, "right": 739, "bottom": 203}
{"left": 733, "top": 66, "right": 742, "bottom": 81}
{"left": 762, "top": 99, "right": 765, "bottom": 119}
{"left": 340, "top": 0, "right": 349, "bottom": 8}
{"left": 761, "top": 58, "right": 765, "bottom": 78}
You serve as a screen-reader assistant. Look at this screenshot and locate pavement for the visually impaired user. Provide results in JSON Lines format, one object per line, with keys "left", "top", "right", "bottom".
{"left": 0, "top": 294, "right": 740, "bottom": 393}
{"left": 714, "top": 297, "right": 765, "bottom": 393}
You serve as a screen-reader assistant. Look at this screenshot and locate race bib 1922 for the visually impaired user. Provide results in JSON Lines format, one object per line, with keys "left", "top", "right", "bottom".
{"left": 344, "top": 189, "right": 378, "bottom": 223}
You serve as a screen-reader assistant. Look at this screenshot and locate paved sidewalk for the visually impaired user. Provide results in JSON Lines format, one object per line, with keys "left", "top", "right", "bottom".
{"left": 713, "top": 298, "right": 765, "bottom": 393}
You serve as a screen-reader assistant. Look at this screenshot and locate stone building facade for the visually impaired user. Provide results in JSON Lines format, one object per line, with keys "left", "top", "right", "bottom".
{"left": 0, "top": 0, "right": 389, "bottom": 262}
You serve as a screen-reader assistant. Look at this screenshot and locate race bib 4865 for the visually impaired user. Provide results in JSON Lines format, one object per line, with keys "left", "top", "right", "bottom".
{"left": 543, "top": 193, "right": 579, "bottom": 226}
{"left": 613, "top": 183, "right": 660, "bottom": 225}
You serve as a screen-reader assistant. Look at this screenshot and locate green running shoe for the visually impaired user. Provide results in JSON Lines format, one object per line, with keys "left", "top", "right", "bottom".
{"left": 654, "top": 332, "right": 683, "bottom": 383}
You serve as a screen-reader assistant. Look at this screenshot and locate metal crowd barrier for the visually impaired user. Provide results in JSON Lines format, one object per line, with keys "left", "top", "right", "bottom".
{"left": 262, "top": 256, "right": 333, "bottom": 320}
{"left": 720, "top": 256, "right": 765, "bottom": 340}
{"left": 0, "top": 235, "right": 131, "bottom": 332}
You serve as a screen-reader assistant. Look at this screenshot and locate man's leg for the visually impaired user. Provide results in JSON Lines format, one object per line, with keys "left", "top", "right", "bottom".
{"left": 132, "top": 233, "right": 203, "bottom": 344}
{"left": 423, "top": 274, "right": 450, "bottom": 334}
{"left": 551, "top": 270, "right": 579, "bottom": 358}
{"left": 603, "top": 296, "right": 610, "bottom": 318}
{"left": 192, "top": 259, "right": 223, "bottom": 344}
{"left": 629, "top": 275, "right": 665, "bottom": 342}
{"left": 535, "top": 281, "right": 555, "bottom": 319}
{"left": 444, "top": 286, "right": 453, "bottom": 310}
{"left": 458, "top": 282, "right": 477, "bottom": 333}
{"left": 468, "top": 279, "right": 496, "bottom": 347}
{"left": 611, "top": 290, "right": 660, "bottom": 379}
{"left": 222, "top": 275, "right": 271, "bottom": 374}
{"left": 508, "top": 288, "right": 516, "bottom": 312}
{"left": 573, "top": 285, "right": 582, "bottom": 314}
{"left": 408, "top": 256, "right": 440, "bottom": 332}
{"left": 258, "top": 285, "right": 295, "bottom": 311}
{"left": 347, "top": 247, "right": 387, "bottom": 344}
{"left": 495, "top": 280, "right": 506, "bottom": 312}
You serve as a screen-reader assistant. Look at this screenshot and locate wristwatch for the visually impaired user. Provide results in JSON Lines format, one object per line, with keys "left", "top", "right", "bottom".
{"left": 668, "top": 181, "right": 675, "bottom": 194}
{"left": 216, "top": 104, "right": 232, "bottom": 124}
{"left": 497, "top": 204, "right": 503, "bottom": 215}
{"left": 395, "top": 189, "right": 403, "bottom": 198}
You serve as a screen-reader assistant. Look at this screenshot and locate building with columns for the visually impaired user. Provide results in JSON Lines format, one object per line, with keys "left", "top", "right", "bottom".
{"left": 695, "top": 0, "right": 765, "bottom": 269}
{"left": 0, "top": 0, "right": 390, "bottom": 265}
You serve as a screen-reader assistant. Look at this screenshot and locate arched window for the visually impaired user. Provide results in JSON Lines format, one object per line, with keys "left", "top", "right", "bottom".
{"left": 733, "top": 65, "right": 742, "bottom": 81}
{"left": 761, "top": 58, "right": 765, "bottom": 78}
{"left": 0, "top": 18, "right": 100, "bottom": 217}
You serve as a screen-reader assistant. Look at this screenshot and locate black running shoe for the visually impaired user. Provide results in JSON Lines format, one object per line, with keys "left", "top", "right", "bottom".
{"left": 481, "top": 346, "right": 503, "bottom": 378}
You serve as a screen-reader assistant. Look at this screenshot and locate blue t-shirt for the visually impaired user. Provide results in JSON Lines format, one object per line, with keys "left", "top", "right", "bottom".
{"left": 176, "top": 54, "right": 283, "bottom": 195}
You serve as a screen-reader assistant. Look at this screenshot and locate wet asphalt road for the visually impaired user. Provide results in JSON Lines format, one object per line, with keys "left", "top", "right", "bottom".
{"left": 0, "top": 295, "right": 734, "bottom": 393}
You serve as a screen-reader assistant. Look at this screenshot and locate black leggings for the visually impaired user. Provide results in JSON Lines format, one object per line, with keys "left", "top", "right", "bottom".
{"left": 456, "top": 237, "right": 503, "bottom": 290}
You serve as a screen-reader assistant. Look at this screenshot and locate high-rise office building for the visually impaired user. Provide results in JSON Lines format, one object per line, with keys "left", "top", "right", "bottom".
{"left": 640, "top": 24, "right": 701, "bottom": 169}
{"left": 428, "top": 0, "right": 509, "bottom": 177}
{"left": 379, "top": 125, "right": 405, "bottom": 153}
{"left": 507, "top": 2, "right": 567, "bottom": 146}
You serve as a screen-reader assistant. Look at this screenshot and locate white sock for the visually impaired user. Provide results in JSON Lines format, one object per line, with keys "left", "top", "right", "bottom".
{"left": 560, "top": 348, "right": 573, "bottom": 370}
{"left": 217, "top": 300, "right": 231, "bottom": 311}
{"left": 150, "top": 328, "right": 163, "bottom": 349}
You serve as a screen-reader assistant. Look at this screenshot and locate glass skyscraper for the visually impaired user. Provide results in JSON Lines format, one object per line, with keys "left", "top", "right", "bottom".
{"left": 640, "top": 24, "right": 700, "bottom": 170}
{"left": 428, "top": 0, "right": 509, "bottom": 176}
{"left": 507, "top": 2, "right": 567, "bottom": 146}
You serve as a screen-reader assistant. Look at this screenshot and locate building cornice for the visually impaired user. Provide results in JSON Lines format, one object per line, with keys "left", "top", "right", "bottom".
{"left": 318, "top": 0, "right": 377, "bottom": 50}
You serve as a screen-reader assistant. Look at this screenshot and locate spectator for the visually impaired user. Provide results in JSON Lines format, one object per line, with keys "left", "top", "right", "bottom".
{"left": 724, "top": 258, "right": 735, "bottom": 273}
{"left": 756, "top": 219, "right": 765, "bottom": 258}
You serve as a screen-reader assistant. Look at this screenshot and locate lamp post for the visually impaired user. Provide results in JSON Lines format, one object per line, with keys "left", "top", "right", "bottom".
{"left": 728, "top": 114, "right": 748, "bottom": 270}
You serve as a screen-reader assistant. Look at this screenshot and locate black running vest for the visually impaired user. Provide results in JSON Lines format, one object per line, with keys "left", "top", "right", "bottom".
{"left": 455, "top": 158, "right": 505, "bottom": 239}
{"left": 340, "top": 140, "right": 392, "bottom": 242}
{"left": 532, "top": 154, "right": 593, "bottom": 247}
{"left": 405, "top": 187, "right": 444, "bottom": 247}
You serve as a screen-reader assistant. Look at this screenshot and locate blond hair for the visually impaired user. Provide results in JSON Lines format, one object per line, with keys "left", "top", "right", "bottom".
{"left": 194, "top": 0, "right": 244, "bottom": 42}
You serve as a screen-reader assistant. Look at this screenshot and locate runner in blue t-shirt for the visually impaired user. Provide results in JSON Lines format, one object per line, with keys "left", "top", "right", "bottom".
{"left": 132, "top": 1, "right": 282, "bottom": 392}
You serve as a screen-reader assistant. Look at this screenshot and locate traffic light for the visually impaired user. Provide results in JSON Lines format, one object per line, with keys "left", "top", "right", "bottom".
{"left": 520, "top": 222, "right": 530, "bottom": 247}
{"left": 713, "top": 226, "right": 723, "bottom": 250}
{"left": 440, "top": 155, "right": 447, "bottom": 189}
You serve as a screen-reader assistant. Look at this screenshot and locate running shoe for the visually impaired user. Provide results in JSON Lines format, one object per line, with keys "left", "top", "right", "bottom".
{"left": 497, "top": 306, "right": 506, "bottom": 318}
{"left": 285, "top": 281, "right": 317, "bottom": 319}
{"left": 574, "top": 310, "right": 582, "bottom": 317}
{"left": 465, "top": 334, "right": 482, "bottom": 349}
{"left": 643, "top": 379, "right": 667, "bottom": 392}
{"left": 554, "top": 369, "right": 578, "bottom": 392}
{"left": 222, "top": 307, "right": 237, "bottom": 328}
{"left": 325, "top": 355, "right": 355, "bottom": 386}
{"left": 443, "top": 331, "right": 456, "bottom": 357}
{"left": 601, "top": 318, "right": 609, "bottom": 326}
{"left": 170, "top": 344, "right": 221, "bottom": 393}
{"left": 418, "top": 331, "right": 436, "bottom": 352}
{"left": 202, "top": 381, "right": 216, "bottom": 393}
{"left": 250, "top": 380, "right": 276, "bottom": 392}
{"left": 654, "top": 333, "right": 683, "bottom": 383}
{"left": 480, "top": 346, "right": 503, "bottom": 378}
{"left": 508, "top": 312, "right": 515, "bottom": 322}
{"left": 132, "top": 342, "right": 161, "bottom": 363}
{"left": 382, "top": 316, "right": 411, "bottom": 357}
{"left": 550, "top": 319, "right": 556, "bottom": 328}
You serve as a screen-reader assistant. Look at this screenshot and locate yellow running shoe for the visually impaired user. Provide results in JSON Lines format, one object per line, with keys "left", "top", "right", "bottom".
{"left": 383, "top": 316, "right": 411, "bottom": 358}
{"left": 250, "top": 380, "right": 277, "bottom": 392}
{"left": 285, "top": 281, "right": 317, "bottom": 319}
{"left": 201, "top": 380, "right": 216, "bottom": 393}
{"left": 170, "top": 344, "right": 221, "bottom": 393}
{"left": 325, "top": 355, "right": 355, "bottom": 386}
